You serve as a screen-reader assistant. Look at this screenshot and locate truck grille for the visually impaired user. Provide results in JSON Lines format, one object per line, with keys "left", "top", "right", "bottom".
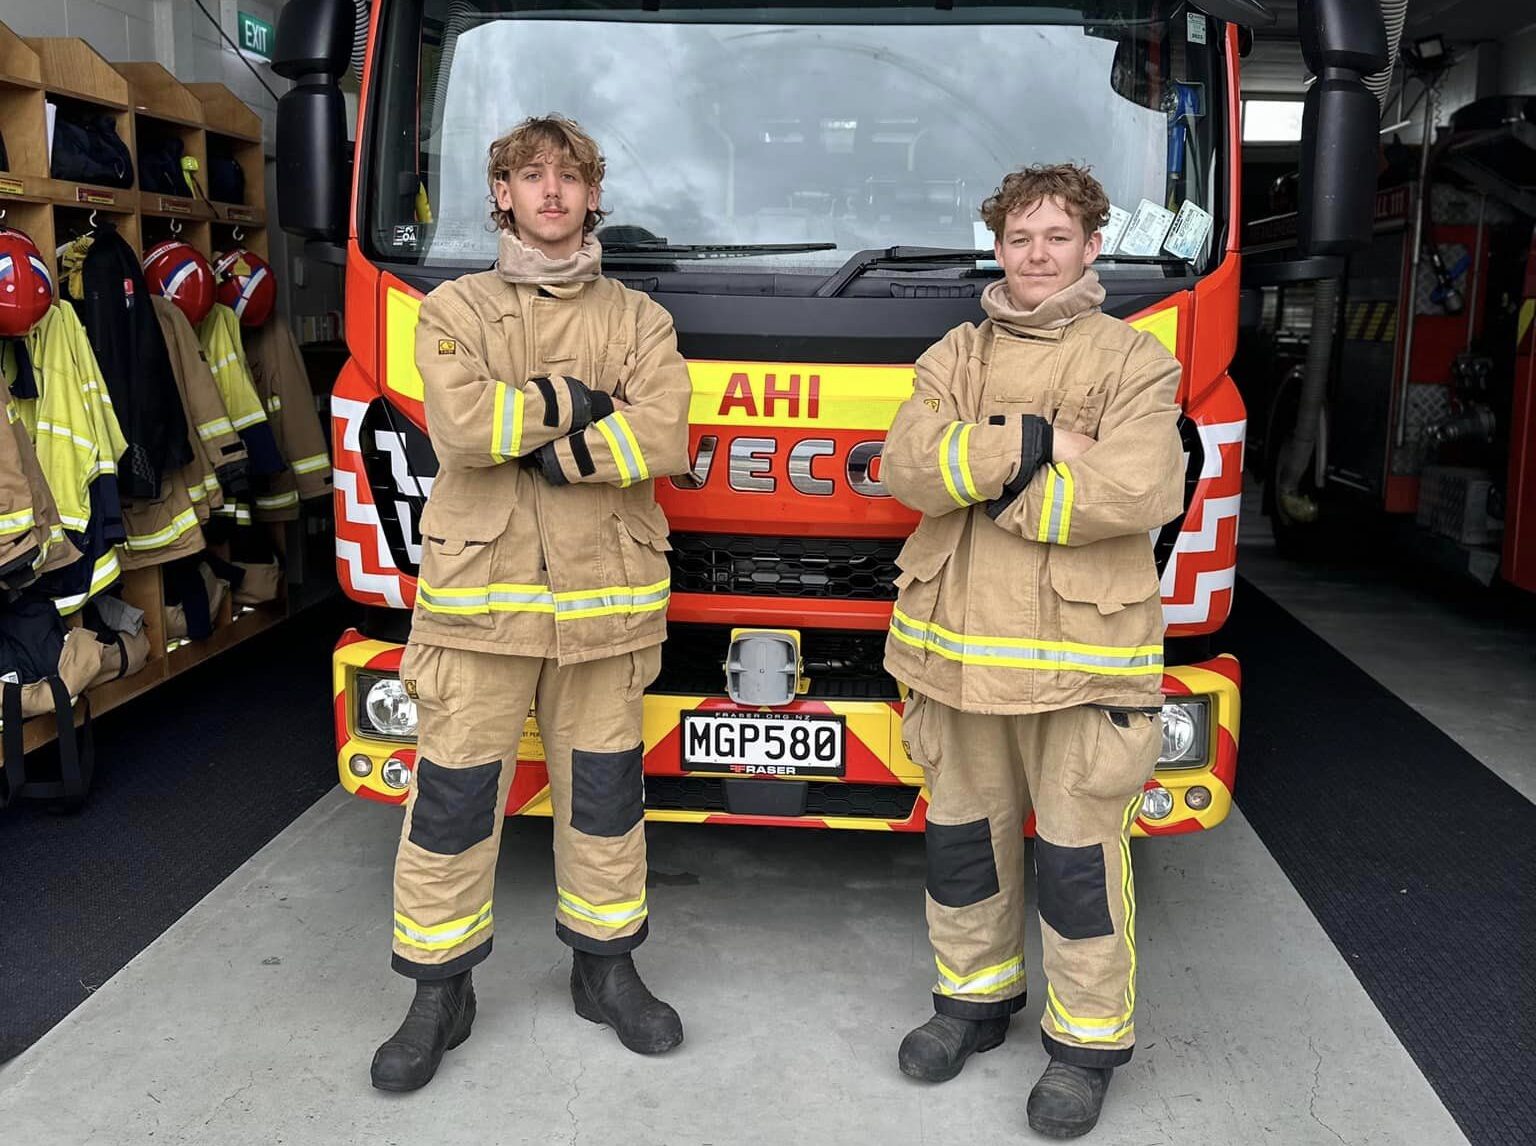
{"left": 667, "top": 533, "right": 901, "bottom": 600}
{"left": 644, "top": 776, "right": 920, "bottom": 821}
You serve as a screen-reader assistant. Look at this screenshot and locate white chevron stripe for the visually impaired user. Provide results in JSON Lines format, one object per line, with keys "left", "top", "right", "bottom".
{"left": 1163, "top": 567, "right": 1237, "bottom": 625}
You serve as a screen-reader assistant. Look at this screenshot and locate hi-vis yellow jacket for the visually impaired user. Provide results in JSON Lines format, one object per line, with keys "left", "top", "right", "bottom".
{"left": 199, "top": 303, "right": 283, "bottom": 525}
{"left": 243, "top": 317, "right": 332, "bottom": 522}
{"left": 882, "top": 273, "right": 1184, "bottom": 714}
{"left": 19, "top": 303, "right": 128, "bottom": 611}
{"left": 0, "top": 384, "right": 81, "bottom": 586}
{"left": 407, "top": 271, "right": 691, "bottom": 664}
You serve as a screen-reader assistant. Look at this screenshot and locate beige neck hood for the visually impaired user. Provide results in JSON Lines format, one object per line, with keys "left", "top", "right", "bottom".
{"left": 496, "top": 231, "right": 602, "bottom": 296}
{"left": 981, "top": 269, "right": 1106, "bottom": 335}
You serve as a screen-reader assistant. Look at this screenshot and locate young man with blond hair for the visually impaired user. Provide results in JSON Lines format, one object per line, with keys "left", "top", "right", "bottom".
{"left": 370, "top": 115, "right": 692, "bottom": 1092}
{"left": 881, "top": 164, "right": 1184, "bottom": 1138}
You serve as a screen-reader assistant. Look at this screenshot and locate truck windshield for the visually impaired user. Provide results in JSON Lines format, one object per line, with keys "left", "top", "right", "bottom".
{"left": 367, "top": 1, "right": 1224, "bottom": 277}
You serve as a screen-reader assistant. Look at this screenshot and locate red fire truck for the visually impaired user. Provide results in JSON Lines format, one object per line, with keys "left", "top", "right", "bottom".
{"left": 272, "top": 0, "right": 1386, "bottom": 834}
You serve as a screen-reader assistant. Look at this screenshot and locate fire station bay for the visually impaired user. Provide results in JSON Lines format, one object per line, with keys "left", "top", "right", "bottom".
{"left": 1, "top": 1, "right": 1533, "bottom": 1144}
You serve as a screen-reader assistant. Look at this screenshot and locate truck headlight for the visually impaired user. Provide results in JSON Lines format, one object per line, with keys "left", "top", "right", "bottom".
{"left": 357, "top": 672, "right": 418, "bottom": 740}
{"left": 1158, "top": 698, "right": 1210, "bottom": 766}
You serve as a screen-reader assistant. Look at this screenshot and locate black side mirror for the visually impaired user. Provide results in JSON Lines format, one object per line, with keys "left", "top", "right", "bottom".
{"left": 1297, "top": 0, "right": 1389, "bottom": 255}
{"left": 273, "top": 0, "right": 355, "bottom": 243}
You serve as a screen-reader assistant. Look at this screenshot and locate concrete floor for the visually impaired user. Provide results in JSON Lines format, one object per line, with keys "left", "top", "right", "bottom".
{"left": 0, "top": 788, "right": 1468, "bottom": 1146}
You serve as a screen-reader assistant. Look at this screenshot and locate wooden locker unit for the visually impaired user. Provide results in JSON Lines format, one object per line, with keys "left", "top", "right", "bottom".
{"left": 0, "top": 21, "right": 292, "bottom": 757}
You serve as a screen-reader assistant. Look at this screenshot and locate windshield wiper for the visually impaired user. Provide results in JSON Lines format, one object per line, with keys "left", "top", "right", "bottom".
{"left": 815, "top": 247, "right": 988, "bottom": 298}
{"left": 602, "top": 241, "right": 837, "bottom": 260}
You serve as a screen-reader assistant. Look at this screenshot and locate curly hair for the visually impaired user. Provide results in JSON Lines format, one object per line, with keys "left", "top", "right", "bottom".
{"left": 486, "top": 114, "right": 608, "bottom": 234}
{"left": 979, "top": 163, "right": 1111, "bottom": 241}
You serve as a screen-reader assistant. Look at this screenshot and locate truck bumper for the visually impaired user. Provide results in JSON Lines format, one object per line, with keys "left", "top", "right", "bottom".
{"left": 333, "top": 629, "right": 1239, "bottom": 836}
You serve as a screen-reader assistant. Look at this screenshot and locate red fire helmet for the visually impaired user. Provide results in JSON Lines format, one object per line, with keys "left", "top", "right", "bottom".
{"left": 212, "top": 247, "right": 276, "bottom": 327}
{"left": 142, "top": 240, "right": 216, "bottom": 325}
{"left": 0, "top": 227, "right": 54, "bottom": 337}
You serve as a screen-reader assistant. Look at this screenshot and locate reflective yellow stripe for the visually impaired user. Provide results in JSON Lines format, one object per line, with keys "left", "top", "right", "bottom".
{"left": 0, "top": 508, "right": 36, "bottom": 536}
{"left": 938, "top": 422, "right": 965, "bottom": 507}
{"left": 1058, "top": 464, "right": 1075, "bottom": 544}
{"left": 492, "top": 382, "right": 525, "bottom": 461}
{"left": 230, "top": 409, "right": 267, "bottom": 431}
{"left": 551, "top": 578, "right": 671, "bottom": 620}
{"left": 196, "top": 416, "right": 235, "bottom": 442}
{"left": 933, "top": 954, "right": 1025, "bottom": 998}
{"left": 125, "top": 507, "right": 200, "bottom": 551}
{"left": 1037, "top": 466, "right": 1057, "bottom": 541}
{"left": 556, "top": 887, "right": 648, "bottom": 929}
{"left": 394, "top": 901, "right": 493, "bottom": 951}
{"left": 612, "top": 412, "right": 648, "bottom": 482}
{"left": 266, "top": 394, "right": 283, "bottom": 413}
{"left": 416, "top": 579, "right": 556, "bottom": 616}
{"left": 255, "top": 491, "right": 300, "bottom": 510}
{"left": 593, "top": 417, "right": 632, "bottom": 486}
{"left": 1044, "top": 797, "right": 1140, "bottom": 1045}
{"left": 955, "top": 423, "right": 980, "bottom": 503}
{"left": 291, "top": 453, "right": 330, "bottom": 475}
{"left": 889, "top": 606, "right": 1162, "bottom": 676}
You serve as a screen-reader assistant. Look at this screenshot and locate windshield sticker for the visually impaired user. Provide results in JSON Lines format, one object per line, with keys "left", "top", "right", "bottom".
{"left": 1187, "top": 12, "right": 1208, "bottom": 46}
{"left": 1164, "top": 201, "right": 1215, "bottom": 262}
{"left": 1099, "top": 204, "right": 1132, "bottom": 256}
{"left": 973, "top": 221, "right": 1000, "bottom": 268}
{"left": 1119, "top": 199, "right": 1176, "bottom": 257}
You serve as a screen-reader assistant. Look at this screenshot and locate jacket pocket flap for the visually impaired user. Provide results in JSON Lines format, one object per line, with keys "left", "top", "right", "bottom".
{"left": 894, "top": 533, "right": 951, "bottom": 584}
{"left": 617, "top": 506, "right": 672, "bottom": 552}
{"left": 1049, "top": 553, "right": 1161, "bottom": 613}
{"left": 420, "top": 494, "right": 513, "bottom": 545}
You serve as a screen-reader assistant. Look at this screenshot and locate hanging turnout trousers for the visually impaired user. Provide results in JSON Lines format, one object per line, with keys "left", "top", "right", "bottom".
{"left": 389, "top": 266, "right": 691, "bottom": 980}
{"left": 881, "top": 271, "right": 1185, "bottom": 1068}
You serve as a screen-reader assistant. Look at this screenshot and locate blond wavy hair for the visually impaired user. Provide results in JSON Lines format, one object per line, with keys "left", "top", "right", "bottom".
{"left": 487, "top": 114, "right": 607, "bottom": 234}
{"left": 980, "top": 163, "right": 1111, "bottom": 241}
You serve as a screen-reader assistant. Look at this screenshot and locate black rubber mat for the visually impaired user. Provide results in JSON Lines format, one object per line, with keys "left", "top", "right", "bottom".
{"left": 1226, "top": 579, "right": 1535, "bottom": 1146}
{"left": 0, "top": 598, "right": 355, "bottom": 1062}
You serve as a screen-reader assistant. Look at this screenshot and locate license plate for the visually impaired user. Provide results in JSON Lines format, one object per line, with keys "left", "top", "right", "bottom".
{"left": 681, "top": 711, "right": 845, "bottom": 778}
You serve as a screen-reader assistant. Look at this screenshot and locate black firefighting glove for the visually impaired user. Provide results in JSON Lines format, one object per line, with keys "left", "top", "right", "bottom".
{"left": 530, "top": 439, "right": 571, "bottom": 486}
{"left": 215, "top": 458, "right": 252, "bottom": 501}
{"left": 984, "top": 414, "right": 1053, "bottom": 520}
{"left": 535, "top": 375, "right": 613, "bottom": 434}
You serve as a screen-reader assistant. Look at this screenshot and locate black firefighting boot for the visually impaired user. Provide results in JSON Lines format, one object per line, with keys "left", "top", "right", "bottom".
{"left": 370, "top": 970, "right": 476, "bottom": 1092}
{"left": 1026, "top": 1060, "right": 1114, "bottom": 1139}
{"left": 897, "top": 1013, "right": 1011, "bottom": 1082}
{"left": 570, "top": 951, "right": 684, "bottom": 1055}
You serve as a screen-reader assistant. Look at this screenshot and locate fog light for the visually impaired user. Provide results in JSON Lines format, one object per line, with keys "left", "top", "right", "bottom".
{"left": 1185, "top": 785, "right": 1212, "bottom": 810}
{"left": 365, "top": 677, "right": 418, "bottom": 737}
{"left": 381, "top": 757, "right": 413, "bottom": 790}
{"left": 348, "top": 754, "right": 374, "bottom": 778}
{"left": 1141, "top": 787, "right": 1174, "bottom": 820}
{"left": 1158, "top": 699, "right": 1210, "bottom": 766}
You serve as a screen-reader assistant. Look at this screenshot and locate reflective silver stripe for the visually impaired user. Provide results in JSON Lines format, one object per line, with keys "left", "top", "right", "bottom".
{"left": 934, "top": 957, "right": 1024, "bottom": 997}
{"left": 557, "top": 891, "right": 648, "bottom": 928}
{"left": 600, "top": 414, "right": 642, "bottom": 484}
{"left": 1045, "top": 469, "right": 1066, "bottom": 542}
{"left": 944, "top": 422, "right": 981, "bottom": 505}
{"left": 889, "top": 610, "right": 1161, "bottom": 673}
{"left": 553, "top": 581, "right": 670, "bottom": 618}
{"left": 255, "top": 492, "right": 300, "bottom": 509}
{"left": 291, "top": 453, "right": 330, "bottom": 475}
{"left": 197, "top": 417, "right": 236, "bottom": 441}
{"left": 231, "top": 409, "right": 267, "bottom": 430}
{"left": 497, "top": 384, "right": 520, "bottom": 458}
{"left": 488, "top": 586, "right": 556, "bottom": 609}
{"left": 1047, "top": 996, "right": 1133, "bottom": 1041}
{"left": 394, "top": 903, "right": 493, "bottom": 947}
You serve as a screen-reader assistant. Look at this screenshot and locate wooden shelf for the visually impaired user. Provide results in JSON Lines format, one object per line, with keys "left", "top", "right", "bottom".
{"left": 47, "top": 179, "right": 138, "bottom": 212}
{"left": 0, "top": 22, "right": 40, "bottom": 87}
{"left": 139, "top": 191, "right": 210, "bottom": 220}
{"left": 187, "top": 83, "right": 261, "bottom": 142}
{"left": 210, "top": 202, "right": 263, "bottom": 225}
{"left": 115, "top": 62, "right": 204, "bottom": 127}
{"left": 27, "top": 37, "right": 129, "bottom": 109}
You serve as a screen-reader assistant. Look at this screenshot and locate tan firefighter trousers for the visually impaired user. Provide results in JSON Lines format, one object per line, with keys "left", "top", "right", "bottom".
{"left": 390, "top": 643, "right": 661, "bottom": 979}
{"left": 901, "top": 693, "right": 1161, "bottom": 1067}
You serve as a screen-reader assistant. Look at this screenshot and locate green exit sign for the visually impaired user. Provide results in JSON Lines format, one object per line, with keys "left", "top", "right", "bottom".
{"left": 238, "top": 11, "right": 274, "bottom": 60}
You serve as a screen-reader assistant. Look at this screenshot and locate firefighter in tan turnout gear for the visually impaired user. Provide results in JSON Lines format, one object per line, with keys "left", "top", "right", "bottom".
{"left": 884, "top": 165, "right": 1183, "bottom": 1139}
{"left": 370, "top": 116, "right": 692, "bottom": 1092}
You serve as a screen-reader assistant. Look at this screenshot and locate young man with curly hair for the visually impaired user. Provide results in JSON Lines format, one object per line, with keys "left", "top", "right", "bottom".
{"left": 882, "top": 164, "right": 1184, "bottom": 1139}
{"left": 369, "top": 115, "right": 692, "bottom": 1092}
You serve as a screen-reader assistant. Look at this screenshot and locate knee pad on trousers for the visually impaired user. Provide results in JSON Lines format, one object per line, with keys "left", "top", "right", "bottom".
{"left": 408, "top": 758, "right": 501, "bottom": 855}
{"left": 1033, "top": 835, "right": 1114, "bottom": 939}
{"left": 570, "top": 745, "right": 644, "bottom": 837}
{"left": 925, "top": 817, "right": 1001, "bottom": 907}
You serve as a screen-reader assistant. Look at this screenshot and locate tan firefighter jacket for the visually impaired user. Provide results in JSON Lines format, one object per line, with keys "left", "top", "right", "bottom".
{"left": 154, "top": 296, "right": 246, "bottom": 525}
{"left": 882, "top": 271, "right": 1184, "bottom": 714}
{"left": 243, "top": 318, "right": 332, "bottom": 522}
{"left": 0, "top": 391, "right": 81, "bottom": 586}
{"left": 408, "top": 267, "right": 691, "bottom": 664}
